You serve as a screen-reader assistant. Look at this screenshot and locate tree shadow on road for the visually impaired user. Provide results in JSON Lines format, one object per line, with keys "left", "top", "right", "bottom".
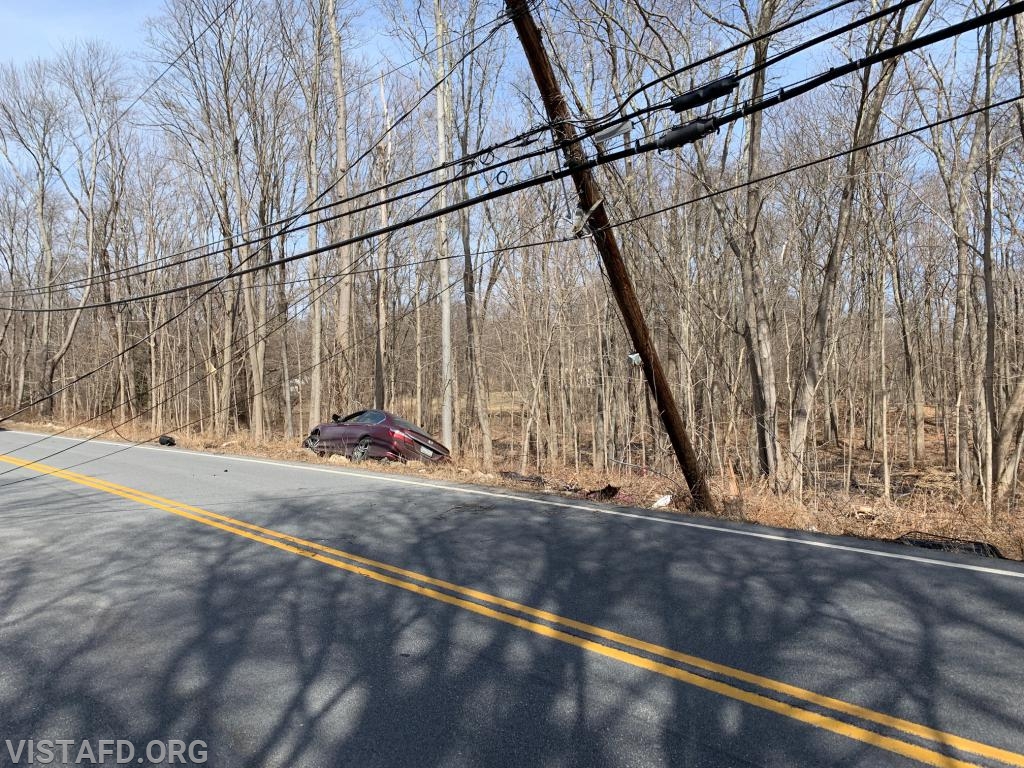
{"left": 2, "top": 480, "right": 1023, "bottom": 767}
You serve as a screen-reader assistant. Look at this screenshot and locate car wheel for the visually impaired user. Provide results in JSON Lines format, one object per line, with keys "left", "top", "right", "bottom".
{"left": 352, "top": 436, "right": 371, "bottom": 463}
{"left": 306, "top": 434, "right": 326, "bottom": 458}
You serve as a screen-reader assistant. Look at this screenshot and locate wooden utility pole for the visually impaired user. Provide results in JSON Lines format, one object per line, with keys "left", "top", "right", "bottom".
{"left": 506, "top": 0, "right": 713, "bottom": 511}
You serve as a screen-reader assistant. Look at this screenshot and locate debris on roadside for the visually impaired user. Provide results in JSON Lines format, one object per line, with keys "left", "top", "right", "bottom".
{"left": 651, "top": 494, "right": 672, "bottom": 509}
{"left": 894, "top": 530, "right": 1004, "bottom": 559}
{"left": 585, "top": 484, "right": 619, "bottom": 501}
{"left": 158, "top": 435, "right": 176, "bottom": 446}
{"left": 855, "top": 506, "right": 876, "bottom": 521}
{"left": 499, "top": 471, "right": 546, "bottom": 488}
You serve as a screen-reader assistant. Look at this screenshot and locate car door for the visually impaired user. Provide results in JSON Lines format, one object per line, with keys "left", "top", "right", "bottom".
{"left": 339, "top": 410, "right": 379, "bottom": 455}
{"left": 357, "top": 410, "right": 387, "bottom": 455}
{"left": 328, "top": 411, "right": 363, "bottom": 453}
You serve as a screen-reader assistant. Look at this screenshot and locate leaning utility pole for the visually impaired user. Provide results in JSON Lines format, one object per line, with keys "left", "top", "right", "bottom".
{"left": 506, "top": 0, "right": 713, "bottom": 511}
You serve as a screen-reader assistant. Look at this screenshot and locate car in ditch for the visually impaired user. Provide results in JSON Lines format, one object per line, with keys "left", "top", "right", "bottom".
{"left": 303, "top": 409, "right": 451, "bottom": 463}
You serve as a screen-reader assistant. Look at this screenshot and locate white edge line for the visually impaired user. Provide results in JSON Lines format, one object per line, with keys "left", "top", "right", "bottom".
{"left": 4, "top": 428, "right": 1024, "bottom": 579}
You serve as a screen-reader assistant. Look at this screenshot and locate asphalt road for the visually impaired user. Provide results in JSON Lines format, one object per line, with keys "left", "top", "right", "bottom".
{"left": 1, "top": 428, "right": 1023, "bottom": 768}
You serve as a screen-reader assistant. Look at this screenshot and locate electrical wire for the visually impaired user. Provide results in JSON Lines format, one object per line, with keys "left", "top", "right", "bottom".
{"left": 585, "top": 0, "right": 928, "bottom": 134}
{"left": 0, "top": 0, "right": 878, "bottom": 300}
{"left": 575, "top": 0, "right": 860, "bottom": 127}
{"left": 2, "top": 1, "right": 1015, "bottom": 469}
{"left": 0, "top": 122, "right": 555, "bottom": 305}
{"left": 7, "top": 82, "right": 1017, "bottom": 475}
{"left": 0, "top": 9, "right": 520, "bottom": 300}
{"left": 4, "top": 94, "right": 1018, "bottom": 483}
{"left": 0, "top": 222, "right": 576, "bottom": 466}
{"left": 0, "top": 242, "right": 516, "bottom": 486}
{"left": 132, "top": 3, "right": 514, "bottom": 169}
{"left": 0, "top": 16, "right": 513, "bottom": 420}
{"left": 0, "top": 122, "right": 550, "bottom": 300}
{"left": 604, "top": 94, "right": 1023, "bottom": 229}
{"left": 4, "top": 0, "right": 1011, "bottom": 317}
{"left": 745, "top": 0, "right": 925, "bottom": 79}
{"left": 10, "top": 0, "right": 1012, "bottom": 316}
{"left": 0, "top": 24, "right": 577, "bottom": 462}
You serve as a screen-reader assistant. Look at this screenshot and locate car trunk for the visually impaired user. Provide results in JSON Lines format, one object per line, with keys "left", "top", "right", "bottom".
{"left": 403, "top": 428, "right": 449, "bottom": 460}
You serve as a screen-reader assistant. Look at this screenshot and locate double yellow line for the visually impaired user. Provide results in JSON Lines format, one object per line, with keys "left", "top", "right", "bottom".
{"left": 3, "top": 453, "right": 1022, "bottom": 768}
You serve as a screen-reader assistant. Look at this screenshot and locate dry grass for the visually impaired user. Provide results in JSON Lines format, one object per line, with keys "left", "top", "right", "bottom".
{"left": 715, "top": 483, "right": 1024, "bottom": 561}
{"left": 6, "top": 418, "right": 1023, "bottom": 561}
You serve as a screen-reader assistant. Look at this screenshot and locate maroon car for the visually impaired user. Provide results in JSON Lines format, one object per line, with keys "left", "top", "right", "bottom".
{"left": 303, "top": 409, "right": 450, "bottom": 463}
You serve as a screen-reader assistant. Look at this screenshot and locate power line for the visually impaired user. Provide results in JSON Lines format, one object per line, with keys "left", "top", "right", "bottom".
{"left": 4, "top": 0, "right": 1010, "bottom": 317}
{"left": 0, "top": 121, "right": 553, "bottom": 302}
{"left": 1, "top": 133, "right": 656, "bottom": 315}
{"left": 605, "top": 94, "right": 1024, "bottom": 230}
{"left": 10, "top": 76, "right": 1004, "bottom": 486}
{"left": 11, "top": 0, "right": 1013, "bottom": 315}
{"left": 0, "top": 9, "right": 519, "bottom": 300}
{"left": 0, "top": 0, "right": 877, "bottom": 300}
{"left": 4, "top": 55, "right": 1018, "bottom": 481}
{"left": 0, "top": 129, "right": 592, "bottom": 464}
{"left": 26, "top": 0, "right": 966, "bottom": 307}
{"left": 0, "top": 16, "right": 512, "bottom": 420}
{"left": 0, "top": 0, "right": 893, "bottom": 303}
{"left": 590, "top": 0, "right": 927, "bottom": 131}
{"left": 2, "top": 0, "right": 1014, "bottom": 460}
{"left": 720, "top": 1, "right": 1024, "bottom": 125}
{"left": 627, "top": 0, "right": 859, "bottom": 102}
{"left": 0, "top": 243, "right": 517, "bottom": 486}
{"left": 0, "top": 15, "right": 569, "bottom": 460}
{"left": 573, "top": 0, "right": 861, "bottom": 127}
{"left": 0, "top": 223, "right": 572, "bottom": 466}
{"left": 745, "top": 0, "right": 925, "bottom": 80}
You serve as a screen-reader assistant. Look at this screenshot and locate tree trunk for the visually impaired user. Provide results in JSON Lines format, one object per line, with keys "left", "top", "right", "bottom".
{"left": 435, "top": 0, "right": 455, "bottom": 452}
{"left": 327, "top": 0, "right": 354, "bottom": 413}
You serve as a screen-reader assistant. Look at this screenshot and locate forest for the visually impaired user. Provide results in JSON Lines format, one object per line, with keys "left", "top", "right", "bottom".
{"left": 1, "top": 0, "right": 1023, "bottom": 546}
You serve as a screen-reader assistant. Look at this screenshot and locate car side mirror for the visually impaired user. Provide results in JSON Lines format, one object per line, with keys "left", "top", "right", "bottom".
{"left": 331, "top": 413, "right": 341, "bottom": 423}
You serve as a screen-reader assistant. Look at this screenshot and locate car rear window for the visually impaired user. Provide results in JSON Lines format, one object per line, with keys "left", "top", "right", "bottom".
{"left": 392, "top": 417, "right": 425, "bottom": 433}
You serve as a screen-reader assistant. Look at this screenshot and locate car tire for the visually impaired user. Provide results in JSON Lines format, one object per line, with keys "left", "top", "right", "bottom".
{"left": 305, "top": 434, "right": 327, "bottom": 458}
{"left": 352, "top": 436, "right": 371, "bottom": 463}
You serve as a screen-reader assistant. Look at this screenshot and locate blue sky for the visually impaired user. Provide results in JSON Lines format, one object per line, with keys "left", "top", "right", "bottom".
{"left": 0, "top": 0, "right": 164, "bottom": 64}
